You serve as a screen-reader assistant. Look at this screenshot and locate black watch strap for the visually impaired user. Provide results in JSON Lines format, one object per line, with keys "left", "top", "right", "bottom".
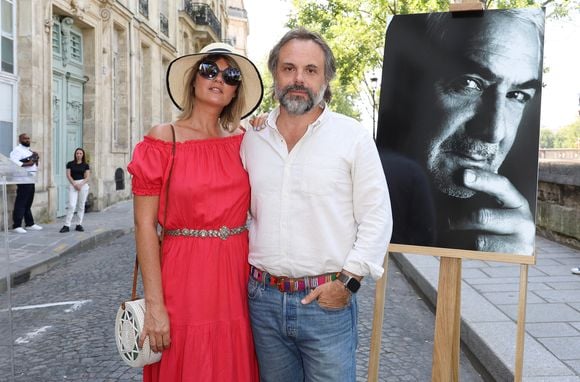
{"left": 338, "top": 272, "right": 361, "bottom": 293}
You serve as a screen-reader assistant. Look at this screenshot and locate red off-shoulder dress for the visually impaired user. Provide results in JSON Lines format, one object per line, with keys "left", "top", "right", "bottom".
{"left": 128, "top": 134, "right": 258, "bottom": 382}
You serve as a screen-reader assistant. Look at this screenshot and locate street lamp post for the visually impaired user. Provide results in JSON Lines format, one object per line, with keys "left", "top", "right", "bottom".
{"left": 370, "top": 76, "right": 378, "bottom": 139}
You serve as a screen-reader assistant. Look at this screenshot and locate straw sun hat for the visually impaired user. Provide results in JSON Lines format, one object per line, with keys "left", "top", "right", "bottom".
{"left": 166, "top": 42, "right": 264, "bottom": 119}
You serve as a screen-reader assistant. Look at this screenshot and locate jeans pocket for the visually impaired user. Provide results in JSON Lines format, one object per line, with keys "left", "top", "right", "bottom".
{"left": 247, "top": 278, "right": 262, "bottom": 300}
{"left": 314, "top": 294, "right": 352, "bottom": 312}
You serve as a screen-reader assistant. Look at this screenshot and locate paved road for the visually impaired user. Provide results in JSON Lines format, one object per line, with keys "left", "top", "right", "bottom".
{"left": 3, "top": 234, "right": 484, "bottom": 381}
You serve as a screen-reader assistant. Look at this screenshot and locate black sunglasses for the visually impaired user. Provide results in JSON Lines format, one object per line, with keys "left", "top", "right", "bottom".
{"left": 198, "top": 61, "right": 242, "bottom": 86}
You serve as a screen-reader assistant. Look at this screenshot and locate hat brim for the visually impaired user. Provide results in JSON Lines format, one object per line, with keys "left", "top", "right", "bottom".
{"left": 166, "top": 51, "right": 263, "bottom": 120}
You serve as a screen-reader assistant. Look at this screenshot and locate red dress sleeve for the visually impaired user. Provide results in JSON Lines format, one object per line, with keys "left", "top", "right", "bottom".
{"left": 127, "top": 137, "right": 171, "bottom": 196}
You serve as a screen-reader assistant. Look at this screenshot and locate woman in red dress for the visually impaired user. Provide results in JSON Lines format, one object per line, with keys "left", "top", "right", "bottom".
{"left": 127, "top": 43, "right": 263, "bottom": 381}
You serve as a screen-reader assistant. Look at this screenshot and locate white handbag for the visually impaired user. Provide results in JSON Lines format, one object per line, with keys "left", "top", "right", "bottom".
{"left": 115, "top": 299, "right": 162, "bottom": 367}
{"left": 115, "top": 125, "right": 176, "bottom": 368}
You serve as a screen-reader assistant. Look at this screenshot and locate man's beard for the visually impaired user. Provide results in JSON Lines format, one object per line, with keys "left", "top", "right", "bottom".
{"left": 275, "top": 84, "right": 326, "bottom": 115}
{"left": 428, "top": 135, "right": 501, "bottom": 199}
{"left": 21, "top": 142, "right": 30, "bottom": 147}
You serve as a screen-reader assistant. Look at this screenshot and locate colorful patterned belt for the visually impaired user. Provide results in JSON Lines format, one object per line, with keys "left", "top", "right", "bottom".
{"left": 250, "top": 265, "right": 340, "bottom": 293}
{"left": 165, "top": 225, "right": 247, "bottom": 240}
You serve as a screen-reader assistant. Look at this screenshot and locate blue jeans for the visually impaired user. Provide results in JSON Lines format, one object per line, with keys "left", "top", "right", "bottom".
{"left": 248, "top": 277, "right": 358, "bottom": 382}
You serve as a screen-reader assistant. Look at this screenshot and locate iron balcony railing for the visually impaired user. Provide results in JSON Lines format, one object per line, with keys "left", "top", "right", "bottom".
{"left": 184, "top": 1, "right": 221, "bottom": 38}
{"left": 228, "top": 6, "right": 247, "bottom": 19}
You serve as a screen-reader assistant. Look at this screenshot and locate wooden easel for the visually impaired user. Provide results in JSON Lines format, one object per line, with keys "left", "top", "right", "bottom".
{"left": 368, "top": 4, "right": 534, "bottom": 379}
{"left": 449, "top": 0, "right": 484, "bottom": 12}
{"left": 368, "top": 246, "right": 533, "bottom": 382}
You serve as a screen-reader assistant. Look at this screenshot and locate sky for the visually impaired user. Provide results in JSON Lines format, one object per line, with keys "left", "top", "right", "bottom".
{"left": 243, "top": 1, "right": 580, "bottom": 131}
{"left": 541, "top": 16, "right": 580, "bottom": 130}
{"left": 244, "top": 0, "right": 293, "bottom": 66}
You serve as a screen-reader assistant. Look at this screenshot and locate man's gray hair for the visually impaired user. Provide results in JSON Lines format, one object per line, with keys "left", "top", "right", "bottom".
{"left": 426, "top": 8, "right": 544, "bottom": 49}
{"left": 267, "top": 27, "right": 336, "bottom": 102}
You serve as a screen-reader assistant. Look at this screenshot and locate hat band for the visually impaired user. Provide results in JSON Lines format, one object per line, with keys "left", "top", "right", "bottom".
{"left": 205, "top": 48, "right": 231, "bottom": 54}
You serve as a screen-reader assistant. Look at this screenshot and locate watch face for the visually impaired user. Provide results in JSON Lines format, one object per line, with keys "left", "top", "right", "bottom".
{"left": 346, "top": 278, "right": 361, "bottom": 293}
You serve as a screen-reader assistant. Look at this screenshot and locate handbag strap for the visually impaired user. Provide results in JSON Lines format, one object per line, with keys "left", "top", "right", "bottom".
{"left": 131, "top": 124, "right": 176, "bottom": 300}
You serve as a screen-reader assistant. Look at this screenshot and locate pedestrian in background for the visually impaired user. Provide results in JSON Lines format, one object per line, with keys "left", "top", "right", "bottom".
{"left": 10, "top": 133, "right": 43, "bottom": 234}
{"left": 60, "top": 148, "right": 90, "bottom": 233}
{"left": 241, "top": 28, "right": 392, "bottom": 381}
{"left": 128, "top": 42, "right": 263, "bottom": 381}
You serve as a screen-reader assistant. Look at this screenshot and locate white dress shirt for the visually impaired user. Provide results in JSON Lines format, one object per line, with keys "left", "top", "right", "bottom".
{"left": 10, "top": 144, "right": 38, "bottom": 175}
{"left": 241, "top": 106, "right": 393, "bottom": 280}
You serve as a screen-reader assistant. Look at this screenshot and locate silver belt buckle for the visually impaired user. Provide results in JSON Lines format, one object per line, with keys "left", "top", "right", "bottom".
{"left": 218, "top": 226, "right": 230, "bottom": 240}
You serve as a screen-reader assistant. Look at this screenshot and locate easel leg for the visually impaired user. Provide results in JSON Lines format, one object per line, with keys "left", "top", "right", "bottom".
{"left": 432, "top": 257, "right": 462, "bottom": 382}
{"left": 368, "top": 252, "right": 390, "bottom": 382}
{"left": 515, "top": 264, "right": 529, "bottom": 382}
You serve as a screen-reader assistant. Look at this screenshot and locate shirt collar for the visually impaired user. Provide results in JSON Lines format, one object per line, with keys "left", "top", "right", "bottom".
{"left": 265, "top": 103, "right": 329, "bottom": 131}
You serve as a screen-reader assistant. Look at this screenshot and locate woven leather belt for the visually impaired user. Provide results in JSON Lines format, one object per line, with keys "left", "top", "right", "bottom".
{"left": 250, "top": 265, "right": 340, "bottom": 293}
{"left": 165, "top": 225, "right": 247, "bottom": 240}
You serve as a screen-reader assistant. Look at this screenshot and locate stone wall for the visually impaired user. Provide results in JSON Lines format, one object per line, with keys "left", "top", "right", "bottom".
{"left": 539, "top": 149, "right": 580, "bottom": 161}
{"left": 536, "top": 160, "right": 580, "bottom": 249}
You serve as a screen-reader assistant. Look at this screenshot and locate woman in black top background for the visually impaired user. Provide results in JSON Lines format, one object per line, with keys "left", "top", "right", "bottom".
{"left": 60, "top": 148, "right": 90, "bottom": 233}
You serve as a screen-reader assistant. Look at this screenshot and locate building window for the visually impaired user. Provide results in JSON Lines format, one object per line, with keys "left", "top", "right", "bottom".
{"left": 52, "top": 23, "right": 62, "bottom": 56}
{"left": 70, "top": 31, "right": 83, "bottom": 64}
{"left": 160, "top": 0, "right": 168, "bottom": 36}
{"left": 160, "top": 13, "right": 168, "bottom": 36}
{"left": 112, "top": 25, "right": 129, "bottom": 151}
{"left": 1, "top": 0, "right": 15, "bottom": 73}
{"left": 139, "top": 0, "right": 149, "bottom": 18}
{"left": 0, "top": 82, "right": 14, "bottom": 156}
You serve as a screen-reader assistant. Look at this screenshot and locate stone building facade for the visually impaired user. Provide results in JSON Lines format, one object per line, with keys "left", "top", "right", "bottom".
{"left": 2, "top": 0, "right": 249, "bottom": 224}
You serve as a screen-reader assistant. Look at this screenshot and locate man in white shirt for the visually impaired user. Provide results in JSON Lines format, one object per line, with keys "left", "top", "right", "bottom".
{"left": 10, "top": 133, "right": 43, "bottom": 233}
{"left": 241, "top": 28, "right": 392, "bottom": 381}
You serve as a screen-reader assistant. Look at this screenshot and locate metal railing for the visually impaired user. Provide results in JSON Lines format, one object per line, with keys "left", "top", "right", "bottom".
{"left": 228, "top": 6, "right": 247, "bottom": 19}
{"left": 539, "top": 149, "right": 580, "bottom": 161}
{"left": 184, "top": 1, "right": 221, "bottom": 38}
{"left": 222, "top": 37, "right": 236, "bottom": 46}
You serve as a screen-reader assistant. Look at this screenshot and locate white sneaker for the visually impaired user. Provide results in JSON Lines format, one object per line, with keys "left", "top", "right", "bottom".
{"left": 13, "top": 227, "right": 27, "bottom": 234}
{"left": 571, "top": 267, "right": 580, "bottom": 275}
{"left": 26, "top": 224, "right": 43, "bottom": 231}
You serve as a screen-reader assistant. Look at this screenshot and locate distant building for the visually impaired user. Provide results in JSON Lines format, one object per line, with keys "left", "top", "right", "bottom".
{"left": 1, "top": 0, "right": 248, "bottom": 223}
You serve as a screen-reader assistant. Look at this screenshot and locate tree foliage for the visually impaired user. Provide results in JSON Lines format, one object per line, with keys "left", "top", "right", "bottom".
{"left": 287, "top": 0, "right": 577, "bottom": 118}
{"left": 256, "top": 63, "right": 276, "bottom": 114}
{"left": 540, "top": 117, "right": 580, "bottom": 148}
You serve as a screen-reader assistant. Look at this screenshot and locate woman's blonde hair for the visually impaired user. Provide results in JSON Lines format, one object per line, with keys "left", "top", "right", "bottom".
{"left": 177, "top": 54, "right": 246, "bottom": 132}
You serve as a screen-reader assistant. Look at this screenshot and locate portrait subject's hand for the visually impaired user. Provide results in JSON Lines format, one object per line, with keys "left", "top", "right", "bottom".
{"left": 139, "top": 302, "right": 171, "bottom": 353}
{"left": 449, "top": 168, "right": 535, "bottom": 255}
{"left": 301, "top": 280, "right": 350, "bottom": 308}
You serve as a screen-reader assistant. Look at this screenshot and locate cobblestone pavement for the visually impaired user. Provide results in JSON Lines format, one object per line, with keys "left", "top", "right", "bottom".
{"left": 1, "top": 234, "right": 483, "bottom": 382}
{"left": 356, "top": 258, "right": 484, "bottom": 382}
{"left": 4, "top": 235, "right": 141, "bottom": 382}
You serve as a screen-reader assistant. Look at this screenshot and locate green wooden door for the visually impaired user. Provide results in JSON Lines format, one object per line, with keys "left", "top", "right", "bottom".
{"left": 52, "top": 17, "right": 84, "bottom": 217}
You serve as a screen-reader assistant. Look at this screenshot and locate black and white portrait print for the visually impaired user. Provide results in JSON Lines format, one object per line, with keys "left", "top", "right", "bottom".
{"left": 376, "top": 9, "right": 545, "bottom": 256}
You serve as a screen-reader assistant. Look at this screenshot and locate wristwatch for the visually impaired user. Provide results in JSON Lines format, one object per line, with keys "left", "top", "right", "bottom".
{"left": 338, "top": 272, "right": 361, "bottom": 294}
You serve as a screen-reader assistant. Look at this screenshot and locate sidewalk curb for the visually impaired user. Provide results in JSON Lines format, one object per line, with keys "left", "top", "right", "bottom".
{"left": 1, "top": 227, "right": 133, "bottom": 294}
